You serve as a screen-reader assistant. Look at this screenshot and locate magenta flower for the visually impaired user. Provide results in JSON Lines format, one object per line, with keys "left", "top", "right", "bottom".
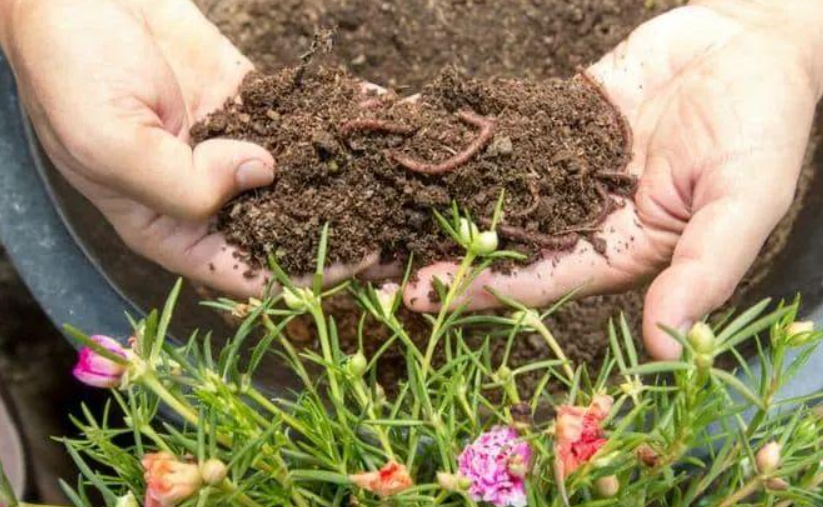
{"left": 73, "top": 335, "right": 128, "bottom": 388}
{"left": 458, "top": 426, "right": 532, "bottom": 507}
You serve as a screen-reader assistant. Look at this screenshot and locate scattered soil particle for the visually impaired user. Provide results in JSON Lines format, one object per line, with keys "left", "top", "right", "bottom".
{"left": 192, "top": 65, "right": 635, "bottom": 274}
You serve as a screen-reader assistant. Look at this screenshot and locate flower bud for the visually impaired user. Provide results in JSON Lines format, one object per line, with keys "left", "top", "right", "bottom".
{"left": 73, "top": 335, "right": 129, "bottom": 389}
{"left": 199, "top": 459, "right": 228, "bottom": 486}
{"left": 471, "top": 230, "right": 499, "bottom": 255}
{"left": 511, "top": 309, "right": 541, "bottom": 331}
{"left": 635, "top": 444, "right": 659, "bottom": 468}
{"left": 688, "top": 322, "right": 715, "bottom": 354}
{"left": 757, "top": 442, "right": 782, "bottom": 475}
{"left": 694, "top": 353, "right": 714, "bottom": 370}
{"left": 436, "top": 472, "right": 471, "bottom": 492}
{"left": 786, "top": 321, "right": 816, "bottom": 347}
{"left": 765, "top": 477, "right": 789, "bottom": 491}
{"left": 594, "top": 475, "right": 620, "bottom": 498}
{"left": 347, "top": 352, "right": 368, "bottom": 378}
{"left": 496, "top": 365, "right": 513, "bottom": 383}
{"left": 282, "top": 287, "right": 313, "bottom": 312}
{"left": 457, "top": 218, "right": 480, "bottom": 245}
{"left": 115, "top": 492, "right": 138, "bottom": 507}
{"left": 376, "top": 283, "right": 400, "bottom": 316}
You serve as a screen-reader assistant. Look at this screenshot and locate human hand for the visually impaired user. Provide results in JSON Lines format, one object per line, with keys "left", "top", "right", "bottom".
{"left": 0, "top": 0, "right": 378, "bottom": 296}
{"left": 403, "top": 0, "right": 823, "bottom": 360}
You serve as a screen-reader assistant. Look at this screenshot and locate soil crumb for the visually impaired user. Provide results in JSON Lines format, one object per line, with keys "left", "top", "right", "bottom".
{"left": 192, "top": 66, "right": 634, "bottom": 274}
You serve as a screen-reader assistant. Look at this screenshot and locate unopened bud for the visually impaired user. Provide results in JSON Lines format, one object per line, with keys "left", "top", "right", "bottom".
{"left": 282, "top": 287, "right": 307, "bottom": 311}
{"left": 688, "top": 322, "right": 715, "bottom": 354}
{"left": 757, "top": 442, "right": 782, "bottom": 475}
{"left": 786, "top": 321, "right": 816, "bottom": 347}
{"left": 694, "top": 353, "right": 714, "bottom": 370}
{"left": 496, "top": 365, "right": 513, "bottom": 383}
{"left": 594, "top": 475, "right": 620, "bottom": 498}
{"left": 347, "top": 352, "right": 368, "bottom": 378}
{"left": 635, "top": 444, "right": 659, "bottom": 468}
{"left": 437, "top": 472, "right": 471, "bottom": 492}
{"left": 200, "top": 458, "right": 228, "bottom": 486}
{"left": 765, "top": 477, "right": 789, "bottom": 491}
{"left": 457, "top": 218, "right": 480, "bottom": 245}
{"left": 471, "top": 230, "right": 499, "bottom": 255}
{"left": 115, "top": 492, "right": 138, "bottom": 507}
{"left": 375, "top": 283, "right": 400, "bottom": 316}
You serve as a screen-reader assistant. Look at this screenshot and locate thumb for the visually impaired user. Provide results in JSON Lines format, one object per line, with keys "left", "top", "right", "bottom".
{"left": 99, "top": 125, "right": 275, "bottom": 220}
{"left": 643, "top": 188, "right": 792, "bottom": 360}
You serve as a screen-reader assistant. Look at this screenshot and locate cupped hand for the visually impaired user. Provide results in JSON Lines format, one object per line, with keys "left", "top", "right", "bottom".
{"left": 1, "top": 0, "right": 378, "bottom": 296}
{"left": 404, "top": 0, "right": 823, "bottom": 359}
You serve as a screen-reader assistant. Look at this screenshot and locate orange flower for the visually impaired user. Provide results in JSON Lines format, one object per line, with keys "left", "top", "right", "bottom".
{"left": 349, "top": 461, "right": 413, "bottom": 497}
{"left": 554, "top": 395, "right": 613, "bottom": 480}
{"left": 142, "top": 452, "right": 203, "bottom": 507}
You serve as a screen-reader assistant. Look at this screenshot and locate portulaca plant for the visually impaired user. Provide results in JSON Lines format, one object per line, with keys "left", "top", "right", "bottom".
{"left": 2, "top": 206, "right": 823, "bottom": 507}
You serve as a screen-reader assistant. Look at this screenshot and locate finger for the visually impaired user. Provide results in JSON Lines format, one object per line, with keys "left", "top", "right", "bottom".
{"left": 642, "top": 187, "right": 792, "bottom": 360}
{"left": 101, "top": 130, "right": 275, "bottom": 220}
{"left": 403, "top": 203, "right": 661, "bottom": 313}
{"left": 111, "top": 206, "right": 384, "bottom": 297}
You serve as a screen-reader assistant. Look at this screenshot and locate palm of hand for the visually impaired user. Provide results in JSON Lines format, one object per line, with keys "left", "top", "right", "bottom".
{"left": 13, "top": 0, "right": 375, "bottom": 296}
{"left": 404, "top": 4, "right": 821, "bottom": 359}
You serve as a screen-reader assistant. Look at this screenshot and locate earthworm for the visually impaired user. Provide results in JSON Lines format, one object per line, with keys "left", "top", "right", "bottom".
{"left": 358, "top": 98, "right": 384, "bottom": 110}
{"left": 556, "top": 183, "right": 615, "bottom": 235}
{"left": 510, "top": 180, "right": 542, "bottom": 218}
{"left": 478, "top": 217, "right": 580, "bottom": 251}
{"left": 389, "top": 111, "right": 496, "bottom": 175}
{"left": 339, "top": 119, "right": 417, "bottom": 138}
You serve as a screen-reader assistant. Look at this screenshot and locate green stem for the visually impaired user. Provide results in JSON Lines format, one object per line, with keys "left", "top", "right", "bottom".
{"left": 141, "top": 373, "right": 199, "bottom": 425}
{"left": 529, "top": 318, "right": 574, "bottom": 381}
{"left": 310, "top": 306, "right": 344, "bottom": 410}
{"left": 716, "top": 477, "right": 762, "bottom": 507}
{"left": 421, "top": 253, "right": 476, "bottom": 380}
{"left": 353, "top": 379, "right": 395, "bottom": 458}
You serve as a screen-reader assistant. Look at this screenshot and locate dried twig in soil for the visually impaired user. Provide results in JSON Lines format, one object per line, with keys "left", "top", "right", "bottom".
{"left": 478, "top": 217, "right": 580, "bottom": 251}
{"left": 390, "top": 111, "right": 496, "bottom": 175}
{"left": 339, "top": 119, "right": 417, "bottom": 138}
{"left": 294, "top": 27, "right": 336, "bottom": 86}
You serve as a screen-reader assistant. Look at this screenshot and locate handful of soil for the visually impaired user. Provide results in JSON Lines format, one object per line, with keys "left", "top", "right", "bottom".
{"left": 191, "top": 65, "right": 634, "bottom": 275}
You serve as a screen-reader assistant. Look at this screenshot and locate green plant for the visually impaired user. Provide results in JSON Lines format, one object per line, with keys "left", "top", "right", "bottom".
{"left": 1, "top": 211, "right": 823, "bottom": 507}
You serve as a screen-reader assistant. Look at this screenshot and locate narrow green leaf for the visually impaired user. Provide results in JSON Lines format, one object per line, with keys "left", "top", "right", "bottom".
{"left": 711, "top": 368, "right": 765, "bottom": 410}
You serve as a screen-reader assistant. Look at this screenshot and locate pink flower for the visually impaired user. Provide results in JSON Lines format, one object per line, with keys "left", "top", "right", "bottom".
{"left": 458, "top": 427, "right": 532, "bottom": 507}
{"left": 142, "top": 452, "right": 203, "bottom": 507}
{"left": 555, "top": 395, "right": 613, "bottom": 480}
{"left": 72, "top": 335, "right": 128, "bottom": 388}
{"left": 349, "top": 461, "right": 413, "bottom": 497}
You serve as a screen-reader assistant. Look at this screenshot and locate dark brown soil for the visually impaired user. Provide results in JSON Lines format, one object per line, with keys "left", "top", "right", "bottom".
{"left": 192, "top": 65, "right": 634, "bottom": 274}
{"left": 193, "top": 0, "right": 816, "bottom": 389}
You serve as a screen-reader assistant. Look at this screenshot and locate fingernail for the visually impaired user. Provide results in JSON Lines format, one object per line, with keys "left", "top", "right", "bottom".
{"left": 236, "top": 160, "right": 275, "bottom": 190}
